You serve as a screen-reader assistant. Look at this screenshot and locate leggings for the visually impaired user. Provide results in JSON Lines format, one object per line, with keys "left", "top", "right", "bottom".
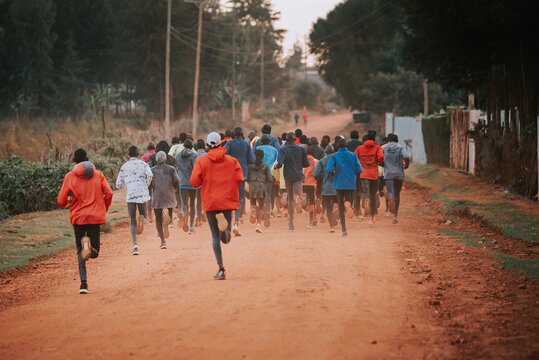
{"left": 361, "top": 179, "right": 378, "bottom": 216}
{"left": 235, "top": 182, "right": 246, "bottom": 223}
{"left": 127, "top": 203, "right": 146, "bottom": 246}
{"left": 336, "top": 190, "right": 354, "bottom": 232}
{"left": 206, "top": 210, "right": 232, "bottom": 268}
{"left": 73, "top": 224, "right": 100, "bottom": 282}
{"left": 250, "top": 197, "right": 266, "bottom": 224}
{"left": 180, "top": 188, "right": 196, "bottom": 227}
{"left": 303, "top": 185, "right": 316, "bottom": 221}
{"left": 265, "top": 182, "right": 273, "bottom": 212}
{"left": 285, "top": 180, "right": 302, "bottom": 226}
{"left": 323, "top": 195, "right": 338, "bottom": 227}
{"left": 385, "top": 179, "right": 403, "bottom": 216}
{"left": 154, "top": 208, "right": 166, "bottom": 241}
{"left": 196, "top": 189, "right": 203, "bottom": 219}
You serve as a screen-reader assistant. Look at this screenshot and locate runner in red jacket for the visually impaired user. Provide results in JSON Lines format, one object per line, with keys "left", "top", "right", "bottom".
{"left": 58, "top": 148, "right": 113, "bottom": 294}
{"left": 191, "top": 132, "right": 244, "bottom": 280}
{"left": 354, "top": 133, "right": 384, "bottom": 225}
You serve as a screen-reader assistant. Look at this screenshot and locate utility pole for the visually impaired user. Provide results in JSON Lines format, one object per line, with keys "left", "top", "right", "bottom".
{"left": 231, "top": 16, "right": 236, "bottom": 122}
{"left": 192, "top": 0, "right": 204, "bottom": 139}
{"left": 304, "top": 35, "right": 308, "bottom": 79}
{"left": 423, "top": 78, "right": 429, "bottom": 117}
{"left": 259, "top": 24, "right": 264, "bottom": 107}
{"left": 165, "top": 0, "right": 171, "bottom": 140}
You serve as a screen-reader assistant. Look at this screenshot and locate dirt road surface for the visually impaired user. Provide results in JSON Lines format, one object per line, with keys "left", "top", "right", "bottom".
{"left": 1, "top": 113, "right": 537, "bottom": 359}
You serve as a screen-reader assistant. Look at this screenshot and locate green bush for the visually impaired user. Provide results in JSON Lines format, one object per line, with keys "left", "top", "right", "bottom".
{"left": 0, "top": 156, "right": 72, "bottom": 216}
{"left": 0, "top": 138, "right": 135, "bottom": 218}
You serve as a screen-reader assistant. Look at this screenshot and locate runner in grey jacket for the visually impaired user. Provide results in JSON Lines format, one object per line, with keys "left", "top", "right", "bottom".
{"left": 176, "top": 139, "right": 198, "bottom": 232}
{"left": 382, "top": 134, "right": 410, "bottom": 224}
{"left": 116, "top": 146, "right": 153, "bottom": 255}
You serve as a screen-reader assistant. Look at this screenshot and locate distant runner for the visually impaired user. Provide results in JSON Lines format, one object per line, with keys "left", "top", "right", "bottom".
{"left": 58, "top": 148, "right": 113, "bottom": 294}
{"left": 355, "top": 133, "right": 384, "bottom": 225}
{"left": 247, "top": 149, "right": 274, "bottom": 233}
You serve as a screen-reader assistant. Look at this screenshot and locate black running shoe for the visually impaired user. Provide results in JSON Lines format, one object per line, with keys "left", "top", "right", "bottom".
{"left": 214, "top": 269, "right": 226, "bottom": 280}
{"left": 79, "top": 282, "right": 89, "bottom": 294}
{"left": 220, "top": 230, "right": 231, "bottom": 244}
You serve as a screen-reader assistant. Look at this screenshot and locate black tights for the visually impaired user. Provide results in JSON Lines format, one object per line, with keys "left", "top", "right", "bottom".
{"left": 337, "top": 190, "right": 354, "bottom": 232}
{"left": 180, "top": 189, "right": 196, "bottom": 227}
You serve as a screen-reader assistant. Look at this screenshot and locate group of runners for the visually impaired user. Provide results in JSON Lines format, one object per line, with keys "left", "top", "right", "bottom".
{"left": 58, "top": 123, "right": 410, "bottom": 294}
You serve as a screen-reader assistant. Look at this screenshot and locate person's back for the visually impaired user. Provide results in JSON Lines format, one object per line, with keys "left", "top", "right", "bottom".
{"left": 383, "top": 142, "right": 410, "bottom": 180}
{"left": 225, "top": 135, "right": 254, "bottom": 180}
{"left": 327, "top": 147, "right": 363, "bottom": 190}
{"left": 59, "top": 161, "right": 113, "bottom": 225}
{"left": 116, "top": 156, "right": 152, "bottom": 204}
{"left": 314, "top": 152, "right": 336, "bottom": 196}
{"left": 303, "top": 154, "right": 318, "bottom": 187}
{"left": 151, "top": 155, "right": 179, "bottom": 210}
{"left": 191, "top": 146, "right": 243, "bottom": 212}
{"left": 355, "top": 139, "right": 384, "bottom": 180}
{"left": 276, "top": 138, "right": 309, "bottom": 183}
{"left": 176, "top": 145, "right": 197, "bottom": 188}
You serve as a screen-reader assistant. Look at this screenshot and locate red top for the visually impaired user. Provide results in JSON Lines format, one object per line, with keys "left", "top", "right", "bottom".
{"left": 58, "top": 162, "right": 113, "bottom": 225}
{"left": 190, "top": 147, "right": 244, "bottom": 212}
{"left": 303, "top": 155, "right": 318, "bottom": 189}
{"left": 354, "top": 140, "right": 384, "bottom": 180}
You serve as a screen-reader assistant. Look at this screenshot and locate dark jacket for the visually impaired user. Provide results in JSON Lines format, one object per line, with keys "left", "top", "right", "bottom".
{"left": 307, "top": 144, "right": 325, "bottom": 160}
{"left": 147, "top": 152, "right": 177, "bottom": 168}
{"left": 247, "top": 162, "right": 274, "bottom": 199}
{"left": 346, "top": 139, "right": 363, "bottom": 153}
{"left": 274, "top": 141, "right": 310, "bottom": 183}
{"left": 150, "top": 163, "right": 180, "bottom": 209}
{"left": 254, "top": 134, "right": 281, "bottom": 150}
{"left": 176, "top": 148, "right": 197, "bottom": 188}
{"left": 224, "top": 137, "right": 255, "bottom": 180}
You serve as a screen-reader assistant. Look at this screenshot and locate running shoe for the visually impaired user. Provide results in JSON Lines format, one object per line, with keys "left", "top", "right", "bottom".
{"left": 288, "top": 225, "right": 295, "bottom": 232}
{"left": 214, "top": 269, "right": 226, "bottom": 280}
{"left": 79, "top": 282, "right": 89, "bottom": 294}
{"left": 256, "top": 224, "right": 263, "bottom": 233}
{"left": 250, "top": 208, "right": 257, "bottom": 224}
{"left": 232, "top": 223, "right": 241, "bottom": 237}
{"left": 188, "top": 227, "right": 195, "bottom": 234}
{"left": 359, "top": 215, "right": 364, "bottom": 221}
{"left": 392, "top": 217, "right": 399, "bottom": 224}
{"left": 307, "top": 223, "right": 313, "bottom": 229}
{"left": 216, "top": 213, "right": 228, "bottom": 232}
{"left": 160, "top": 241, "right": 167, "bottom": 249}
{"left": 81, "top": 236, "right": 91, "bottom": 260}
{"left": 369, "top": 217, "right": 375, "bottom": 225}
{"left": 135, "top": 215, "right": 144, "bottom": 234}
{"left": 344, "top": 201, "right": 354, "bottom": 218}
{"left": 385, "top": 211, "right": 390, "bottom": 217}
{"left": 220, "top": 229, "right": 231, "bottom": 244}
{"left": 132, "top": 245, "right": 140, "bottom": 256}
{"left": 329, "top": 227, "right": 336, "bottom": 233}
{"left": 320, "top": 216, "right": 326, "bottom": 223}
{"left": 342, "top": 231, "right": 348, "bottom": 237}
{"left": 389, "top": 196, "right": 395, "bottom": 214}
{"left": 263, "top": 212, "right": 271, "bottom": 227}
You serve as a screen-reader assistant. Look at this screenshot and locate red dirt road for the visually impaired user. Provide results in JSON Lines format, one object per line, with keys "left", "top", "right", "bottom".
{"left": 1, "top": 113, "right": 537, "bottom": 359}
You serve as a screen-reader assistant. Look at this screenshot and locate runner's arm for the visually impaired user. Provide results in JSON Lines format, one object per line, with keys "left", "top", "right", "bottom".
{"left": 101, "top": 173, "right": 114, "bottom": 211}
{"left": 57, "top": 176, "right": 71, "bottom": 208}
{"left": 115, "top": 166, "right": 125, "bottom": 190}
{"left": 190, "top": 160, "right": 202, "bottom": 188}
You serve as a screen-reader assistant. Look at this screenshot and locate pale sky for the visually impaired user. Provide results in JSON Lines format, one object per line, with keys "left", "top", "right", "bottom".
{"left": 270, "top": 0, "right": 344, "bottom": 61}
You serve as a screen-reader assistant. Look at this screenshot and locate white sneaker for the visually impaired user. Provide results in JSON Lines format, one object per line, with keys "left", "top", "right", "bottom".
{"left": 131, "top": 245, "right": 140, "bottom": 256}
{"left": 232, "top": 223, "right": 241, "bottom": 236}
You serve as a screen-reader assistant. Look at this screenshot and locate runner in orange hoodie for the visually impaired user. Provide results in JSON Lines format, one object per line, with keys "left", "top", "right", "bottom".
{"left": 58, "top": 148, "right": 113, "bottom": 294}
{"left": 303, "top": 148, "right": 319, "bottom": 228}
{"left": 354, "top": 133, "right": 384, "bottom": 225}
{"left": 190, "top": 132, "right": 244, "bottom": 280}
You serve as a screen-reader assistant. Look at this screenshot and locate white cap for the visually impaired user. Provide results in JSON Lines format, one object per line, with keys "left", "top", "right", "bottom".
{"left": 206, "top": 132, "right": 222, "bottom": 148}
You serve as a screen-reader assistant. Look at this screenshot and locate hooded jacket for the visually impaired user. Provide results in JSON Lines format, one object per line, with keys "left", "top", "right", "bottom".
{"left": 190, "top": 147, "right": 244, "bottom": 212}
{"left": 224, "top": 137, "right": 255, "bottom": 180}
{"left": 116, "top": 157, "right": 152, "bottom": 203}
{"left": 58, "top": 161, "right": 113, "bottom": 225}
{"left": 303, "top": 155, "right": 318, "bottom": 188}
{"left": 150, "top": 162, "right": 179, "bottom": 209}
{"left": 346, "top": 138, "right": 363, "bottom": 152}
{"left": 383, "top": 142, "right": 410, "bottom": 180}
{"left": 274, "top": 140, "right": 310, "bottom": 183}
{"left": 257, "top": 144, "right": 278, "bottom": 168}
{"left": 176, "top": 147, "right": 198, "bottom": 189}
{"left": 326, "top": 147, "right": 363, "bottom": 190}
{"left": 313, "top": 155, "right": 336, "bottom": 196}
{"left": 354, "top": 140, "right": 384, "bottom": 180}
